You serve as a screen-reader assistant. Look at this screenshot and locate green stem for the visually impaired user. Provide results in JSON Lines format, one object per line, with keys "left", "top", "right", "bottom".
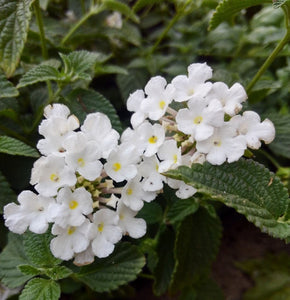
{"left": 246, "top": 6, "right": 290, "bottom": 94}
{"left": 138, "top": 273, "right": 154, "bottom": 280}
{"left": 61, "top": 5, "right": 103, "bottom": 46}
{"left": 81, "top": 0, "right": 86, "bottom": 15}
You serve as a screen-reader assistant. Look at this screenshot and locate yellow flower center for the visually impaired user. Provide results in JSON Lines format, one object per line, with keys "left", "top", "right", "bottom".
{"left": 159, "top": 100, "right": 166, "bottom": 109}
{"left": 98, "top": 222, "right": 104, "bottom": 232}
{"left": 69, "top": 200, "right": 78, "bottom": 210}
{"left": 173, "top": 154, "right": 178, "bottom": 164}
{"left": 193, "top": 116, "right": 203, "bottom": 124}
{"left": 119, "top": 214, "right": 124, "bottom": 220}
{"left": 67, "top": 226, "right": 76, "bottom": 235}
{"left": 113, "top": 162, "right": 121, "bottom": 171}
{"left": 213, "top": 140, "right": 222, "bottom": 147}
{"left": 188, "top": 88, "right": 194, "bottom": 95}
{"left": 77, "top": 158, "right": 85, "bottom": 167}
{"left": 50, "top": 173, "right": 59, "bottom": 182}
{"left": 127, "top": 188, "right": 133, "bottom": 195}
{"left": 148, "top": 135, "right": 158, "bottom": 144}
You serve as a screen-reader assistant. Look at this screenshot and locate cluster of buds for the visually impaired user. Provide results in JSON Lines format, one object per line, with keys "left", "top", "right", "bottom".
{"left": 3, "top": 62, "right": 275, "bottom": 264}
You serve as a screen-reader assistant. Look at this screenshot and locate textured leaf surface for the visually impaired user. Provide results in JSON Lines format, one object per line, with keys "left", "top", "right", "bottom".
{"left": 267, "top": 113, "right": 290, "bottom": 159}
{"left": 0, "top": 0, "right": 34, "bottom": 77}
{"left": 0, "top": 136, "right": 39, "bottom": 157}
{"left": 0, "top": 170, "right": 16, "bottom": 213}
{"left": 137, "top": 202, "right": 163, "bottom": 224}
{"left": 76, "top": 243, "right": 145, "bottom": 293}
{"left": 0, "top": 72, "right": 19, "bottom": 97}
{"left": 170, "top": 208, "right": 222, "bottom": 292}
{"left": 273, "top": 0, "right": 290, "bottom": 8}
{"left": 66, "top": 88, "right": 123, "bottom": 133}
{"left": 166, "top": 159, "right": 290, "bottom": 240}
{"left": 0, "top": 233, "right": 33, "bottom": 288}
{"left": 209, "top": 0, "right": 272, "bottom": 30}
{"left": 23, "top": 231, "right": 61, "bottom": 267}
{"left": 19, "top": 278, "right": 61, "bottom": 300}
{"left": 17, "top": 65, "right": 61, "bottom": 88}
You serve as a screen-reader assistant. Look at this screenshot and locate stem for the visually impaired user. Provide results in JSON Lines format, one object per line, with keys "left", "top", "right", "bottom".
{"left": 246, "top": 6, "right": 290, "bottom": 94}
{"left": 81, "top": 0, "right": 86, "bottom": 15}
{"left": 138, "top": 273, "right": 154, "bottom": 280}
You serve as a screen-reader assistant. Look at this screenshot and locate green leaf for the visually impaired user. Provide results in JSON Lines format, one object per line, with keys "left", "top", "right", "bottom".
{"left": 0, "top": 170, "right": 16, "bottom": 213}
{"left": 39, "top": 0, "right": 49, "bottom": 10}
{"left": 17, "top": 65, "right": 61, "bottom": 88}
{"left": 136, "top": 202, "right": 163, "bottom": 224}
{"left": 0, "top": 136, "right": 39, "bottom": 157}
{"left": 19, "top": 278, "right": 61, "bottom": 300}
{"left": 95, "top": 64, "right": 128, "bottom": 76}
{"left": 166, "top": 197, "right": 199, "bottom": 224}
{"left": 0, "top": 0, "right": 34, "bottom": 77}
{"left": 23, "top": 231, "right": 61, "bottom": 267}
{"left": 66, "top": 88, "right": 123, "bottom": 133}
{"left": 170, "top": 208, "right": 222, "bottom": 292}
{"left": 18, "top": 265, "right": 41, "bottom": 276}
{"left": 165, "top": 159, "right": 290, "bottom": 240}
{"left": 267, "top": 113, "right": 290, "bottom": 159}
{"left": 273, "top": 0, "right": 290, "bottom": 8}
{"left": 76, "top": 243, "right": 145, "bottom": 293}
{"left": 209, "top": 0, "right": 272, "bottom": 31}
{"left": 132, "top": 0, "right": 161, "bottom": 12}
{"left": 0, "top": 72, "right": 19, "bottom": 97}
{"left": 0, "top": 233, "right": 33, "bottom": 288}
{"left": 102, "top": 0, "right": 139, "bottom": 23}
{"left": 43, "top": 266, "right": 73, "bottom": 281}
{"left": 153, "top": 226, "right": 175, "bottom": 296}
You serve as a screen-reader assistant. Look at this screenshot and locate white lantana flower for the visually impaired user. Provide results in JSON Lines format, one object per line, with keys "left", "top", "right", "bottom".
{"left": 176, "top": 97, "right": 224, "bottom": 141}
{"left": 138, "top": 156, "right": 165, "bottom": 192}
{"left": 106, "top": 11, "right": 122, "bottom": 29}
{"left": 121, "top": 177, "right": 156, "bottom": 211}
{"left": 196, "top": 125, "right": 247, "bottom": 165}
{"left": 171, "top": 63, "right": 213, "bottom": 102}
{"left": 158, "top": 140, "right": 182, "bottom": 173}
{"left": 141, "top": 76, "right": 175, "bottom": 120}
{"left": 88, "top": 209, "right": 122, "bottom": 258}
{"left": 30, "top": 155, "right": 76, "bottom": 197}
{"left": 81, "top": 112, "right": 119, "bottom": 159}
{"left": 4, "top": 191, "right": 55, "bottom": 234}
{"left": 104, "top": 143, "right": 140, "bottom": 182}
{"left": 167, "top": 178, "right": 197, "bottom": 199}
{"left": 229, "top": 111, "right": 275, "bottom": 149}
{"left": 64, "top": 132, "right": 103, "bottom": 180}
{"left": 73, "top": 244, "right": 95, "bottom": 266}
{"left": 117, "top": 201, "right": 146, "bottom": 238}
{"left": 127, "top": 90, "right": 148, "bottom": 128}
{"left": 206, "top": 82, "right": 247, "bottom": 116}
{"left": 50, "top": 187, "right": 93, "bottom": 228}
{"left": 50, "top": 219, "right": 91, "bottom": 261}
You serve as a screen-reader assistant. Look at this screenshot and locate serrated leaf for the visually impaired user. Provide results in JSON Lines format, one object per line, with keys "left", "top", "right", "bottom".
{"left": 66, "top": 88, "right": 123, "bottom": 133}
{"left": 0, "top": 233, "right": 33, "bottom": 288}
{"left": 0, "top": 72, "right": 19, "bottom": 98}
{"left": 166, "top": 159, "right": 290, "bottom": 240}
{"left": 18, "top": 265, "right": 41, "bottom": 276}
{"left": 43, "top": 266, "right": 72, "bottom": 281}
{"left": 170, "top": 208, "right": 222, "bottom": 292}
{"left": 0, "top": 136, "right": 39, "bottom": 157}
{"left": 0, "top": 170, "right": 16, "bottom": 213}
{"left": 0, "top": 0, "right": 34, "bottom": 77}
{"left": 153, "top": 226, "right": 175, "bottom": 296}
{"left": 267, "top": 113, "right": 290, "bottom": 159}
{"left": 76, "top": 243, "right": 145, "bottom": 293}
{"left": 23, "top": 231, "right": 61, "bottom": 267}
{"left": 209, "top": 0, "right": 272, "bottom": 31}
{"left": 19, "top": 278, "right": 60, "bottom": 300}
{"left": 166, "top": 197, "right": 199, "bottom": 224}
{"left": 17, "top": 65, "right": 61, "bottom": 88}
{"left": 102, "top": 0, "right": 139, "bottom": 23}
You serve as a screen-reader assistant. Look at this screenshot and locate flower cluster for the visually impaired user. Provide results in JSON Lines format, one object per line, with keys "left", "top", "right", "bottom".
{"left": 3, "top": 62, "right": 275, "bottom": 264}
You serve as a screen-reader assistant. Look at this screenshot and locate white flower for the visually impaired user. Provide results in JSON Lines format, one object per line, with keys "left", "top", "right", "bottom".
{"left": 138, "top": 156, "right": 165, "bottom": 192}
{"left": 206, "top": 82, "right": 247, "bottom": 116}
{"left": 50, "top": 187, "right": 93, "bottom": 228}
{"left": 73, "top": 244, "right": 95, "bottom": 266}
{"left": 50, "top": 219, "right": 91, "bottom": 261}
{"left": 106, "top": 11, "right": 122, "bottom": 29}
{"left": 30, "top": 155, "right": 76, "bottom": 197}
{"left": 167, "top": 179, "right": 197, "bottom": 199}
{"left": 43, "top": 103, "right": 71, "bottom": 119}
{"left": 64, "top": 132, "right": 103, "bottom": 180}
{"left": 176, "top": 97, "right": 224, "bottom": 141}
{"left": 81, "top": 112, "right": 119, "bottom": 159}
{"left": 121, "top": 177, "right": 156, "bottom": 211}
{"left": 141, "top": 76, "right": 175, "bottom": 120}
{"left": 104, "top": 143, "right": 140, "bottom": 182}
{"left": 117, "top": 201, "right": 146, "bottom": 238}
{"left": 171, "top": 63, "right": 213, "bottom": 102}
{"left": 158, "top": 140, "right": 182, "bottom": 172}
{"left": 230, "top": 111, "right": 275, "bottom": 149}
{"left": 88, "top": 209, "right": 122, "bottom": 258}
{"left": 4, "top": 191, "right": 55, "bottom": 234}
{"left": 196, "top": 125, "right": 247, "bottom": 165}
{"left": 127, "top": 90, "right": 148, "bottom": 128}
